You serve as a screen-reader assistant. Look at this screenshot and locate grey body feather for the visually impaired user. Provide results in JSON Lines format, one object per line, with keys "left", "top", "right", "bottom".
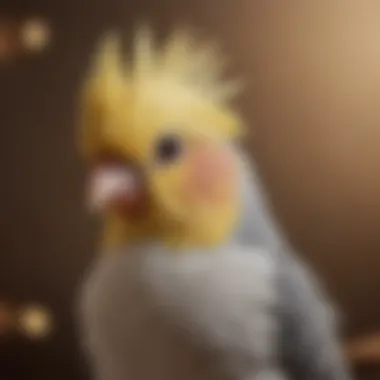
{"left": 235, "top": 156, "right": 352, "bottom": 380}
{"left": 79, "top": 152, "right": 352, "bottom": 380}
{"left": 81, "top": 243, "right": 286, "bottom": 380}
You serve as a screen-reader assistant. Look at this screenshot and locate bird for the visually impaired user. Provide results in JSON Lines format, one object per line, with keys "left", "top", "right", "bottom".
{"left": 77, "top": 25, "right": 353, "bottom": 380}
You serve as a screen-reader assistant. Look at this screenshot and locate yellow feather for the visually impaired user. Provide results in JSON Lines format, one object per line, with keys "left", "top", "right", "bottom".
{"left": 78, "top": 25, "right": 245, "bottom": 249}
{"left": 94, "top": 32, "right": 123, "bottom": 78}
{"left": 160, "top": 29, "right": 195, "bottom": 78}
{"left": 88, "top": 31, "right": 125, "bottom": 99}
{"left": 79, "top": 32, "right": 126, "bottom": 159}
{"left": 79, "top": 25, "right": 243, "bottom": 162}
{"left": 132, "top": 25, "right": 155, "bottom": 84}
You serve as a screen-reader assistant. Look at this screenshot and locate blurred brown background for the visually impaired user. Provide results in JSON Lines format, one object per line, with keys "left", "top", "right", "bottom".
{"left": 1, "top": 0, "right": 380, "bottom": 379}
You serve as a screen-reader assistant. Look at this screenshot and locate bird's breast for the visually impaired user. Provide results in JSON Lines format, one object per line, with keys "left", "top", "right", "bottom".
{"left": 80, "top": 244, "right": 279, "bottom": 380}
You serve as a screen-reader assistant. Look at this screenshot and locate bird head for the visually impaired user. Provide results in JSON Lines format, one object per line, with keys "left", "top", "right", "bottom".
{"left": 78, "top": 27, "right": 245, "bottom": 250}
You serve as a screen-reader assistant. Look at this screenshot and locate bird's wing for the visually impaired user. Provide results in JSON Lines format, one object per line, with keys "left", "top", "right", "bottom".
{"left": 276, "top": 246, "right": 353, "bottom": 380}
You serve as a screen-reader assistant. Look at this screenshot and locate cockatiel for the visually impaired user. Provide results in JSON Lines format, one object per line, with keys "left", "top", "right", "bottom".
{"left": 78, "top": 27, "right": 352, "bottom": 380}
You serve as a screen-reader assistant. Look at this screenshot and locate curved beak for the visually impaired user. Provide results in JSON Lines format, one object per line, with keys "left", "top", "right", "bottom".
{"left": 87, "top": 164, "right": 146, "bottom": 215}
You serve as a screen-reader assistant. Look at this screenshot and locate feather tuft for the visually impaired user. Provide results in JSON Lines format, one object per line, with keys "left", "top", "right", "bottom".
{"left": 79, "top": 25, "right": 244, "bottom": 160}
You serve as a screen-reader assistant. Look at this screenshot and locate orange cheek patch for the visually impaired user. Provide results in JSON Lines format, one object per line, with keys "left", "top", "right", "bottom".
{"left": 184, "top": 143, "right": 238, "bottom": 204}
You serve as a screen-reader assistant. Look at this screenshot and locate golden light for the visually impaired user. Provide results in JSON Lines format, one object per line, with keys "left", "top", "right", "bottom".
{"left": 18, "top": 304, "right": 54, "bottom": 340}
{"left": 20, "top": 18, "right": 50, "bottom": 53}
{"left": 0, "top": 16, "right": 51, "bottom": 63}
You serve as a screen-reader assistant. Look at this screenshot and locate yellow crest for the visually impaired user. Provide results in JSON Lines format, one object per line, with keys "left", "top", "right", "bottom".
{"left": 78, "top": 26, "right": 244, "bottom": 161}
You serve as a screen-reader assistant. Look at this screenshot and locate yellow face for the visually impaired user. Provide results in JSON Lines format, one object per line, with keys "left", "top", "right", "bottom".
{"left": 79, "top": 28, "right": 244, "bottom": 250}
{"left": 86, "top": 87, "right": 241, "bottom": 249}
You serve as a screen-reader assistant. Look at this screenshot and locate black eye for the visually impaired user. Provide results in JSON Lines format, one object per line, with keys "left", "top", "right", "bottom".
{"left": 155, "top": 134, "right": 183, "bottom": 164}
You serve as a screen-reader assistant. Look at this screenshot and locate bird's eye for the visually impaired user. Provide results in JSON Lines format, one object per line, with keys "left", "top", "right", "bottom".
{"left": 155, "top": 134, "right": 183, "bottom": 164}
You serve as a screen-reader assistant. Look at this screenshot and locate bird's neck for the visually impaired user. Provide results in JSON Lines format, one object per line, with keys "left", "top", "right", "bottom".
{"left": 100, "top": 210, "right": 236, "bottom": 253}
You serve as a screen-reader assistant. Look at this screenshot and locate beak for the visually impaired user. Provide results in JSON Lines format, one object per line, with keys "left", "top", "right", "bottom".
{"left": 87, "top": 164, "right": 145, "bottom": 215}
